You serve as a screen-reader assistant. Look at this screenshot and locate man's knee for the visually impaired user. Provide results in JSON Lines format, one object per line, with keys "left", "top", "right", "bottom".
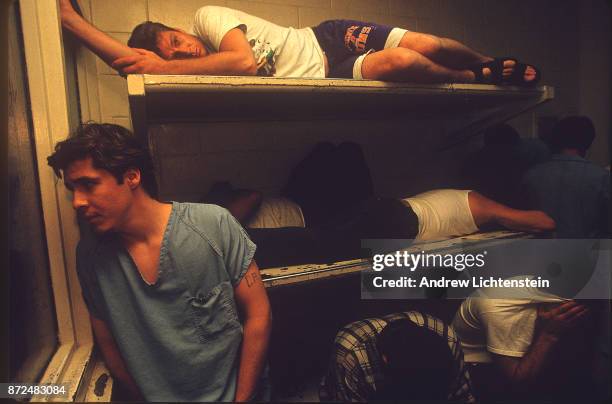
{"left": 379, "top": 48, "right": 421, "bottom": 71}
{"left": 399, "top": 32, "right": 442, "bottom": 56}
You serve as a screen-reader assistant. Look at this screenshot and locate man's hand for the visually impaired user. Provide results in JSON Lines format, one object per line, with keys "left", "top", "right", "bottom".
{"left": 112, "top": 49, "right": 172, "bottom": 74}
{"left": 536, "top": 301, "right": 589, "bottom": 338}
{"left": 492, "top": 301, "right": 590, "bottom": 389}
{"left": 90, "top": 315, "right": 144, "bottom": 401}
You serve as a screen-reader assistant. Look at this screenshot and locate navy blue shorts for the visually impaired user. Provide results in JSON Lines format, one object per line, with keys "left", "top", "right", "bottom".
{"left": 312, "top": 20, "right": 394, "bottom": 78}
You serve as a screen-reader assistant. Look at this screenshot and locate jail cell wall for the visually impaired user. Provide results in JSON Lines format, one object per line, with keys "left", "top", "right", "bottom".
{"left": 149, "top": 119, "right": 471, "bottom": 202}
{"left": 71, "top": 0, "right": 610, "bottom": 200}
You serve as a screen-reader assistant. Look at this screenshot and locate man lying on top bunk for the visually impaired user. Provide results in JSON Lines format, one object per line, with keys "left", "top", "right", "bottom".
{"left": 60, "top": 0, "right": 539, "bottom": 86}
{"left": 203, "top": 143, "right": 554, "bottom": 268}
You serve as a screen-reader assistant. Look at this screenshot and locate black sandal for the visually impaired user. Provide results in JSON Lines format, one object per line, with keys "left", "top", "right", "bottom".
{"left": 469, "top": 58, "right": 508, "bottom": 85}
{"left": 505, "top": 61, "right": 541, "bottom": 87}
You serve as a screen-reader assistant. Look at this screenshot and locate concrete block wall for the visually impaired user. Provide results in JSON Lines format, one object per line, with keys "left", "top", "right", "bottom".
{"left": 74, "top": 0, "right": 610, "bottom": 201}
{"left": 148, "top": 118, "right": 466, "bottom": 201}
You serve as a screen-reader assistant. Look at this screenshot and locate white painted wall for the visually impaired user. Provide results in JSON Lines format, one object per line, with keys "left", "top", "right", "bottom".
{"left": 71, "top": 0, "right": 611, "bottom": 201}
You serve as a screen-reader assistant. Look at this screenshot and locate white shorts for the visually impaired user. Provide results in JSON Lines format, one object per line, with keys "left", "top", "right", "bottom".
{"left": 353, "top": 28, "right": 408, "bottom": 79}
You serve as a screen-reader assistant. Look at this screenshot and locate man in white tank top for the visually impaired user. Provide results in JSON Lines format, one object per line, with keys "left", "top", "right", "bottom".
{"left": 402, "top": 189, "right": 478, "bottom": 241}
{"left": 201, "top": 185, "right": 555, "bottom": 268}
{"left": 402, "top": 189, "right": 555, "bottom": 241}
{"left": 252, "top": 188, "right": 556, "bottom": 241}
{"left": 211, "top": 186, "right": 555, "bottom": 242}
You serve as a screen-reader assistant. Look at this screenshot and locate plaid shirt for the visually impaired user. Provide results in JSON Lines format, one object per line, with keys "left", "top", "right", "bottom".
{"left": 321, "top": 311, "right": 475, "bottom": 402}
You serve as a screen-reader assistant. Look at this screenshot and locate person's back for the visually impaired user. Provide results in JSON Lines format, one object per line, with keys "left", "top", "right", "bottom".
{"left": 370, "top": 318, "right": 455, "bottom": 401}
{"left": 523, "top": 156, "right": 609, "bottom": 237}
{"left": 453, "top": 284, "right": 603, "bottom": 401}
{"left": 521, "top": 116, "right": 610, "bottom": 238}
{"left": 322, "top": 311, "right": 475, "bottom": 402}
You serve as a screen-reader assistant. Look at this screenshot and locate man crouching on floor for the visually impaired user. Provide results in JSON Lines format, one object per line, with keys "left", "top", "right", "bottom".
{"left": 47, "top": 123, "right": 272, "bottom": 402}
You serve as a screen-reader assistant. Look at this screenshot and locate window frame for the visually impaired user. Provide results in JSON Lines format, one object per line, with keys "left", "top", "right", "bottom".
{"left": 17, "top": 0, "right": 106, "bottom": 400}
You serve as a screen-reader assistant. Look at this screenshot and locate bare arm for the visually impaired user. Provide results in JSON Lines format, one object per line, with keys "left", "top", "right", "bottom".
{"left": 59, "top": 0, "right": 137, "bottom": 67}
{"left": 491, "top": 301, "right": 589, "bottom": 389}
{"left": 112, "top": 28, "right": 258, "bottom": 76}
{"left": 90, "top": 315, "right": 144, "bottom": 401}
{"left": 491, "top": 332, "right": 558, "bottom": 390}
{"left": 468, "top": 190, "right": 556, "bottom": 233}
{"left": 233, "top": 260, "right": 272, "bottom": 402}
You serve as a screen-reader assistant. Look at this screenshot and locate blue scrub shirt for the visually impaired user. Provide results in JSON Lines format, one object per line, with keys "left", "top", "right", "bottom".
{"left": 76, "top": 202, "right": 256, "bottom": 401}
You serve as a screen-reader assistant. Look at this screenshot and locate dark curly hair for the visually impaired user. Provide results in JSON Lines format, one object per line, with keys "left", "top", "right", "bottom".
{"left": 128, "top": 21, "right": 175, "bottom": 56}
{"left": 549, "top": 115, "right": 596, "bottom": 154}
{"left": 47, "top": 123, "right": 158, "bottom": 197}
{"left": 373, "top": 318, "right": 454, "bottom": 400}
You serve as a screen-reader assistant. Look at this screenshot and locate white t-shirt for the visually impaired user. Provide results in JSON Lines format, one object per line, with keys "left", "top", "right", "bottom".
{"left": 402, "top": 189, "right": 479, "bottom": 241}
{"left": 193, "top": 6, "right": 326, "bottom": 78}
{"left": 452, "top": 277, "right": 565, "bottom": 363}
{"left": 247, "top": 197, "right": 306, "bottom": 229}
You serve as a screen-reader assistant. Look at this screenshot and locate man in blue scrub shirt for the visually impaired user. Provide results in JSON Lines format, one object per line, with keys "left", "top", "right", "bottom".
{"left": 521, "top": 116, "right": 610, "bottom": 238}
{"left": 47, "top": 123, "right": 272, "bottom": 401}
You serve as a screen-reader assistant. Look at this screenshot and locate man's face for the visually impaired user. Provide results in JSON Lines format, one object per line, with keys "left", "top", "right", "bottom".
{"left": 156, "top": 30, "right": 208, "bottom": 60}
{"left": 64, "top": 157, "right": 134, "bottom": 234}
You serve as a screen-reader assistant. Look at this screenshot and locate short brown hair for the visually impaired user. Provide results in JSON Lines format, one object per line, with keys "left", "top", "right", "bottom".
{"left": 128, "top": 21, "right": 175, "bottom": 56}
{"left": 550, "top": 115, "right": 596, "bottom": 154}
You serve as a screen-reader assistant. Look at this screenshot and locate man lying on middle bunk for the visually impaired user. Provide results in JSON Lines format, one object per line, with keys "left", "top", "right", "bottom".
{"left": 203, "top": 142, "right": 555, "bottom": 268}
